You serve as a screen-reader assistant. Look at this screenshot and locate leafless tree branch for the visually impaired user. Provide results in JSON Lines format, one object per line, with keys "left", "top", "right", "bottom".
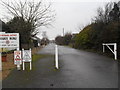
{"left": 1, "top": 0, "right": 55, "bottom": 33}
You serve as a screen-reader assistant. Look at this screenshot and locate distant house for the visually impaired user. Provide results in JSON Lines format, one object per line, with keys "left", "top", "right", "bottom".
{"left": 31, "top": 36, "right": 41, "bottom": 47}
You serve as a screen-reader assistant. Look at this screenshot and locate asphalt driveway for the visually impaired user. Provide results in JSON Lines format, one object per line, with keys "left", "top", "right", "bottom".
{"left": 2, "top": 43, "right": 118, "bottom": 88}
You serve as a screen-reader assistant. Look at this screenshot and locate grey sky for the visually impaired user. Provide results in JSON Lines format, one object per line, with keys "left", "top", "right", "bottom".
{"left": 38, "top": 0, "right": 116, "bottom": 40}
{"left": 0, "top": 0, "right": 118, "bottom": 40}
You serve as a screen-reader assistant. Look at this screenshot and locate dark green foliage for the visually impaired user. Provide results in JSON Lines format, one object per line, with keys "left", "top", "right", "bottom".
{"left": 63, "top": 33, "right": 72, "bottom": 45}
{"left": 74, "top": 25, "right": 93, "bottom": 49}
{"left": 33, "top": 40, "right": 38, "bottom": 47}
{"left": 2, "top": 17, "right": 33, "bottom": 49}
{"left": 1, "top": 20, "right": 10, "bottom": 32}
{"left": 55, "top": 36, "right": 64, "bottom": 45}
{"left": 109, "top": 3, "right": 120, "bottom": 22}
{"left": 55, "top": 33, "right": 72, "bottom": 45}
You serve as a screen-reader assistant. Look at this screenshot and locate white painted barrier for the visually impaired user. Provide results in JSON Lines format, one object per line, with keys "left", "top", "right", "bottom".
{"left": 55, "top": 45, "right": 59, "bottom": 69}
{"left": 102, "top": 43, "right": 117, "bottom": 60}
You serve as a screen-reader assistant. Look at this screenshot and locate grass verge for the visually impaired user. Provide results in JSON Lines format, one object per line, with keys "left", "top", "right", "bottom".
{"left": 32, "top": 54, "right": 46, "bottom": 62}
{"left": 25, "top": 54, "right": 53, "bottom": 71}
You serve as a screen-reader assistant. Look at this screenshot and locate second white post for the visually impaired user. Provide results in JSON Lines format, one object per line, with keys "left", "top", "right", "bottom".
{"left": 55, "top": 45, "right": 59, "bottom": 69}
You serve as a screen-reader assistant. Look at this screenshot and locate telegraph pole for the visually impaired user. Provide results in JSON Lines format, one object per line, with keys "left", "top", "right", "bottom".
{"left": 63, "top": 28, "right": 64, "bottom": 36}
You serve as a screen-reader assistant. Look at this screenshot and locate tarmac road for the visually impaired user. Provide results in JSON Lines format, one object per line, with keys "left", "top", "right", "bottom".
{"left": 2, "top": 43, "right": 118, "bottom": 88}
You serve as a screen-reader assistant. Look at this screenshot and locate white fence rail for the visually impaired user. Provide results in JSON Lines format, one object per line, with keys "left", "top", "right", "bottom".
{"left": 102, "top": 43, "right": 117, "bottom": 60}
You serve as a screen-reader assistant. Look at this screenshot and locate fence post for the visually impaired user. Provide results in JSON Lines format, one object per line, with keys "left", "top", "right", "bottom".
{"left": 30, "top": 48, "right": 32, "bottom": 70}
{"left": 22, "top": 48, "right": 25, "bottom": 70}
{"left": 103, "top": 44, "right": 105, "bottom": 52}
{"left": 55, "top": 45, "right": 59, "bottom": 69}
{"left": 16, "top": 48, "right": 21, "bottom": 70}
{"left": 114, "top": 43, "right": 117, "bottom": 60}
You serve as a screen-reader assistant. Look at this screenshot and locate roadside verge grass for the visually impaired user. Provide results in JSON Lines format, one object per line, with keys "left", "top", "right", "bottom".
{"left": 25, "top": 54, "right": 53, "bottom": 71}
{"left": 32, "top": 54, "right": 47, "bottom": 62}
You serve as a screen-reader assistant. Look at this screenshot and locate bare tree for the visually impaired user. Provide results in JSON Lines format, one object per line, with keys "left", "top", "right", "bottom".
{"left": 92, "top": 2, "right": 114, "bottom": 24}
{"left": 1, "top": 0, "right": 55, "bottom": 34}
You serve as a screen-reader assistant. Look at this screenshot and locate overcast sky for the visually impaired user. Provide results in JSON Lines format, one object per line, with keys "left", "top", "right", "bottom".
{"left": 38, "top": 0, "right": 118, "bottom": 40}
{"left": 0, "top": 0, "right": 119, "bottom": 40}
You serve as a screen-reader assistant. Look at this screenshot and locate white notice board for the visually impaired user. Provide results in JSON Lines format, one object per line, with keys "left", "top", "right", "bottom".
{"left": 22, "top": 49, "right": 32, "bottom": 62}
{"left": 0, "top": 33, "right": 19, "bottom": 48}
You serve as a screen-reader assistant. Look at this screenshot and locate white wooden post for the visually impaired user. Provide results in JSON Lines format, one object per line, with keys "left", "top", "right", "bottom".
{"left": 55, "top": 45, "right": 59, "bottom": 69}
{"left": 114, "top": 43, "right": 117, "bottom": 60}
{"left": 17, "top": 33, "right": 20, "bottom": 70}
{"left": 16, "top": 47, "right": 21, "bottom": 70}
{"left": 29, "top": 48, "right": 32, "bottom": 70}
{"left": 30, "top": 62, "right": 32, "bottom": 70}
{"left": 23, "top": 62, "right": 25, "bottom": 70}
{"left": 103, "top": 44, "right": 105, "bottom": 53}
{"left": 22, "top": 49, "right": 25, "bottom": 70}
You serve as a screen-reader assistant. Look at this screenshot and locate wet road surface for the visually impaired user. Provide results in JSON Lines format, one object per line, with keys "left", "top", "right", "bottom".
{"left": 2, "top": 43, "right": 118, "bottom": 88}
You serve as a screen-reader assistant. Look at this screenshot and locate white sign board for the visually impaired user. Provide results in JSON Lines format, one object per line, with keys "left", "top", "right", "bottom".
{"left": 22, "top": 49, "right": 32, "bottom": 62}
{"left": 22, "top": 49, "right": 32, "bottom": 70}
{"left": 0, "top": 33, "right": 20, "bottom": 71}
{"left": 14, "top": 51, "right": 22, "bottom": 65}
{"left": 0, "top": 33, "right": 19, "bottom": 48}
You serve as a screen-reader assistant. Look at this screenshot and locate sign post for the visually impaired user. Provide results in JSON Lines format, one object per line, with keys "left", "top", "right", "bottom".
{"left": 14, "top": 51, "right": 22, "bottom": 70}
{"left": 22, "top": 48, "right": 32, "bottom": 70}
{"left": 0, "top": 33, "right": 20, "bottom": 70}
